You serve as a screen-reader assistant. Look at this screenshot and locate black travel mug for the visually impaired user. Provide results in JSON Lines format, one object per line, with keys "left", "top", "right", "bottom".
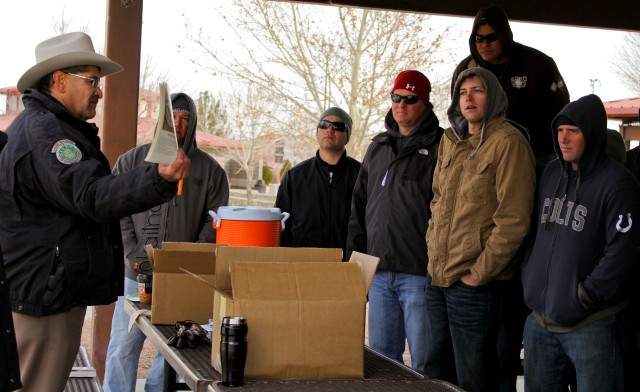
{"left": 220, "top": 316, "right": 248, "bottom": 387}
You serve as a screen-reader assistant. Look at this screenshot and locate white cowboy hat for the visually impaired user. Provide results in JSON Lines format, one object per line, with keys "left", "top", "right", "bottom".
{"left": 17, "top": 32, "right": 123, "bottom": 93}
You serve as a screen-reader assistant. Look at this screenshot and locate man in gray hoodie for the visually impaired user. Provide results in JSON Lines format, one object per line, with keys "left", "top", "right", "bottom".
{"left": 103, "top": 92, "right": 229, "bottom": 392}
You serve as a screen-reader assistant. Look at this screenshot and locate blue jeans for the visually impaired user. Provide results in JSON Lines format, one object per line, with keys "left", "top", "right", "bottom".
{"left": 367, "top": 270, "right": 428, "bottom": 373}
{"left": 424, "top": 274, "right": 499, "bottom": 392}
{"left": 104, "top": 277, "right": 165, "bottom": 392}
{"left": 523, "top": 313, "right": 624, "bottom": 392}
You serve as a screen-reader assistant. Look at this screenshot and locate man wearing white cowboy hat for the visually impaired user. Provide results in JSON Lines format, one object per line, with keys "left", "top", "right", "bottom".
{"left": 0, "top": 32, "right": 190, "bottom": 392}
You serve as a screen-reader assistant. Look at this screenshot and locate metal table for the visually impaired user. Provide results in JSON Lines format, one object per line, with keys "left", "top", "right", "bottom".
{"left": 125, "top": 300, "right": 464, "bottom": 392}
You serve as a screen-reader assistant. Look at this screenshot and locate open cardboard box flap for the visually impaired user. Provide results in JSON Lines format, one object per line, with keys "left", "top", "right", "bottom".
{"left": 149, "top": 242, "right": 219, "bottom": 324}
{"left": 214, "top": 246, "right": 343, "bottom": 291}
{"left": 230, "top": 251, "right": 379, "bottom": 300}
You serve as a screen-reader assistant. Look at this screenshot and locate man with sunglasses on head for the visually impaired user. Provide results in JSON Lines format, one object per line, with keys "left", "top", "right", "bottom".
{"left": 453, "top": 6, "right": 570, "bottom": 391}
{"left": 0, "top": 32, "right": 190, "bottom": 392}
{"left": 347, "top": 70, "right": 443, "bottom": 374}
{"left": 275, "top": 107, "right": 360, "bottom": 260}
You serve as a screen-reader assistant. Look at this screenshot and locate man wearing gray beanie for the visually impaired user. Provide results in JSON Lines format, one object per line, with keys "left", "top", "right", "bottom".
{"left": 275, "top": 107, "right": 360, "bottom": 259}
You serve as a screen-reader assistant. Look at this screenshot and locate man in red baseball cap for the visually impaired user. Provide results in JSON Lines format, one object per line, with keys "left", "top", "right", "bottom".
{"left": 347, "top": 69, "right": 443, "bottom": 374}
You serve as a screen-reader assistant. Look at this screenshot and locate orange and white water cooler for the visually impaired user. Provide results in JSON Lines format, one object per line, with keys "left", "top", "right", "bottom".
{"left": 209, "top": 206, "right": 290, "bottom": 247}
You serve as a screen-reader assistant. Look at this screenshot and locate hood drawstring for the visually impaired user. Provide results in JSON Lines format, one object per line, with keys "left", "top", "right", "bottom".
{"left": 467, "top": 122, "right": 486, "bottom": 160}
{"left": 543, "top": 167, "right": 564, "bottom": 230}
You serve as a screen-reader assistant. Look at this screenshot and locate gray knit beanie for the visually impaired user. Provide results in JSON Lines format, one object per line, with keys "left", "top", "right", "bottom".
{"left": 319, "top": 107, "right": 352, "bottom": 140}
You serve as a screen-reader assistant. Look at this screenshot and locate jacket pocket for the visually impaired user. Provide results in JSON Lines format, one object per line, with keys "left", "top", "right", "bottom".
{"left": 42, "top": 248, "right": 68, "bottom": 310}
{"left": 462, "top": 159, "right": 493, "bottom": 204}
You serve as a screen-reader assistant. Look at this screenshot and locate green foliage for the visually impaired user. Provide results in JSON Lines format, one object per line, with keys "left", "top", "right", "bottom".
{"left": 279, "top": 159, "right": 292, "bottom": 182}
{"left": 262, "top": 165, "right": 274, "bottom": 186}
{"left": 196, "top": 91, "right": 229, "bottom": 137}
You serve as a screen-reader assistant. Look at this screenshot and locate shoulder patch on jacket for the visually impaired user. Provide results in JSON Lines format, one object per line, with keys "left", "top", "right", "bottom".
{"left": 51, "top": 139, "right": 82, "bottom": 164}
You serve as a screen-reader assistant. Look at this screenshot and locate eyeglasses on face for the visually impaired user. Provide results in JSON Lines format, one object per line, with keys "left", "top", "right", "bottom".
{"left": 318, "top": 119, "right": 347, "bottom": 132}
{"left": 390, "top": 93, "right": 421, "bottom": 105}
{"left": 474, "top": 32, "right": 500, "bottom": 43}
{"left": 63, "top": 72, "right": 102, "bottom": 89}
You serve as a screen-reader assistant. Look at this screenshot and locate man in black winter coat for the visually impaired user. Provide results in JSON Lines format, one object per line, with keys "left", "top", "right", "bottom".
{"left": 275, "top": 107, "right": 360, "bottom": 260}
{"left": 0, "top": 32, "right": 190, "bottom": 392}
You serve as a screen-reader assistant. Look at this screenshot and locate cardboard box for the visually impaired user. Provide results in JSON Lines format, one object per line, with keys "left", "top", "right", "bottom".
{"left": 214, "top": 246, "right": 343, "bottom": 291}
{"left": 211, "top": 250, "right": 379, "bottom": 380}
{"left": 150, "top": 245, "right": 340, "bottom": 325}
{"left": 149, "top": 242, "right": 219, "bottom": 325}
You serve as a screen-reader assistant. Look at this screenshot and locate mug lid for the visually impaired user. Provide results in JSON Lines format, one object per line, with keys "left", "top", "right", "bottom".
{"left": 223, "top": 316, "right": 247, "bottom": 325}
{"left": 215, "top": 206, "right": 283, "bottom": 221}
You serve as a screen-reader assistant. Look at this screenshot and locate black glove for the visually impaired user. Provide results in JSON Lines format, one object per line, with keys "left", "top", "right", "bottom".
{"left": 167, "top": 320, "right": 208, "bottom": 349}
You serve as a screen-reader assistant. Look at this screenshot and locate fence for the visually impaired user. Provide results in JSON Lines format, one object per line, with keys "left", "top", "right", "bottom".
{"left": 228, "top": 188, "right": 277, "bottom": 207}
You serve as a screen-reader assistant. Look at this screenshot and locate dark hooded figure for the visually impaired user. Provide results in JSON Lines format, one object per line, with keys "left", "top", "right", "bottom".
{"left": 452, "top": 5, "right": 569, "bottom": 168}
{"left": 103, "top": 92, "right": 230, "bottom": 391}
{"left": 522, "top": 95, "right": 640, "bottom": 392}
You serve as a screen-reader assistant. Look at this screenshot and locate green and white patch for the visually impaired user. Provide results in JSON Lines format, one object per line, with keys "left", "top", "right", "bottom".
{"left": 51, "top": 139, "right": 82, "bottom": 164}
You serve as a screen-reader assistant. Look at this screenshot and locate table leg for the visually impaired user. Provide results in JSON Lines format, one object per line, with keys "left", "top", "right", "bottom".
{"left": 163, "top": 359, "right": 178, "bottom": 392}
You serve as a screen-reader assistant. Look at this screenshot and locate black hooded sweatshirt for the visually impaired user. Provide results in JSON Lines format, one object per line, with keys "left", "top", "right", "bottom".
{"left": 522, "top": 94, "right": 640, "bottom": 332}
{"left": 452, "top": 5, "right": 570, "bottom": 164}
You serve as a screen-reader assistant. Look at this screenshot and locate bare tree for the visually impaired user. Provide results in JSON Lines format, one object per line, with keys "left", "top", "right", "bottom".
{"left": 185, "top": 1, "right": 459, "bottom": 159}
{"left": 52, "top": 8, "right": 89, "bottom": 35}
{"left": 215, "top": 85, "right": 278, "bottom": 204}
{"left": 612, "top": 33, "right": 640, "bottom": 96}
{"left": 139, "top": 55, "right": 172, "bottom": 92}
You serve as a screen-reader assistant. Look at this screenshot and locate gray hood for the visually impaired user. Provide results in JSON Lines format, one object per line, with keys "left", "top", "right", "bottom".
{"left": 170, "top": 92, "right": 198, "bottom": 156}
{"left": 448, "top": 67, "right": 507, "bottom": 139}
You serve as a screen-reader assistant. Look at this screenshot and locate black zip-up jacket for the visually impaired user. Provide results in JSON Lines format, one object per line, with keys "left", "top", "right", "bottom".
{"left": 275, "top": 150, "right": 361, "bottom": 260}
{"left": 452, "top": 5, "right": 569, "bottom": 163}
{"left": 347, "top": 107, "right": 443, "bottom": 275}
{"left": 522, "top": 94, "right": 640, "bottom": 331}
{"left": 0, "top": 90, "right": 177, "bottom": 316}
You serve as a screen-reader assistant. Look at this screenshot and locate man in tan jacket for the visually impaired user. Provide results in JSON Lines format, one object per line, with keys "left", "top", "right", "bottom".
{"left": 424, "top": 67, "right": 535, "bottom": 392}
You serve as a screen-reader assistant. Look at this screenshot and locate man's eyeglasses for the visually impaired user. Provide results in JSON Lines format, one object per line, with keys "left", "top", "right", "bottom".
{"left": 474, "top": 32, "right": 500, "bottom": 43}
{"left": 318, "top": 119, "right": 347, "bottom": 132}
{"left": 63, "top": 72, "right": 102, "bottom": 89}
{"left": 390, "top": 93, "right": 421, "bottom": 105}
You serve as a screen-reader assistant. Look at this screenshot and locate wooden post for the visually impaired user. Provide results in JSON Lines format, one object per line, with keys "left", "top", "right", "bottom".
{"left": 91, "top": 0, "right": 144, "bottom": 381}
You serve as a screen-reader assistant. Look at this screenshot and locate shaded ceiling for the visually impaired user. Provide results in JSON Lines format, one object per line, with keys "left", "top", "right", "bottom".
{"left": 274, "top": 0, "right": 640, "bottom": 32}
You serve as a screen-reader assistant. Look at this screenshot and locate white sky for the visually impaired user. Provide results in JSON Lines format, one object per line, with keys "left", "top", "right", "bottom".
{"left": 0, "top": 0, "right": 636, "bottom": 107}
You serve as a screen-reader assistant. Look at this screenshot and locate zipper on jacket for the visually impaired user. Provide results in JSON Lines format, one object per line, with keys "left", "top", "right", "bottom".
{"left": 329, "top": 172, "right": 333, "bottom": 184}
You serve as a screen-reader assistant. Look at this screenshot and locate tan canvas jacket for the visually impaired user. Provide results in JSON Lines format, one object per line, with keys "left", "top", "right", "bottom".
{"left": 427, "top": 115, "right": 535, "bottom": 287}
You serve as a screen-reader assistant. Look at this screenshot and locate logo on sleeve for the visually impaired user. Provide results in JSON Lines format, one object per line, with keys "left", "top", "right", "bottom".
{"left": 51, "top": 139, "right": 82, "bottom": 164}
{"left": 616, "top": 213, "right": 632, "bottom": 233}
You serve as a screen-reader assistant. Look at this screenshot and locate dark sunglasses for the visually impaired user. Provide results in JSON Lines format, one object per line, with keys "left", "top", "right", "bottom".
{"left": 318, "top": 119, "right": 347, "bottom": 132}
{"left": 474, "top": 32, "right": 500, "bottom": 43}
{"left": 390, "top": 93, "right": 421, "bottom": 105}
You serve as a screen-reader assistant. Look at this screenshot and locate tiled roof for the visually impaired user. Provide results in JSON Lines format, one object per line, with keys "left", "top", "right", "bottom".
{"left": 0, "top": 114, "right": 18, "bottom": 132}
{"left": 603, "top": 97, "right": 640, "bottom": 120}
